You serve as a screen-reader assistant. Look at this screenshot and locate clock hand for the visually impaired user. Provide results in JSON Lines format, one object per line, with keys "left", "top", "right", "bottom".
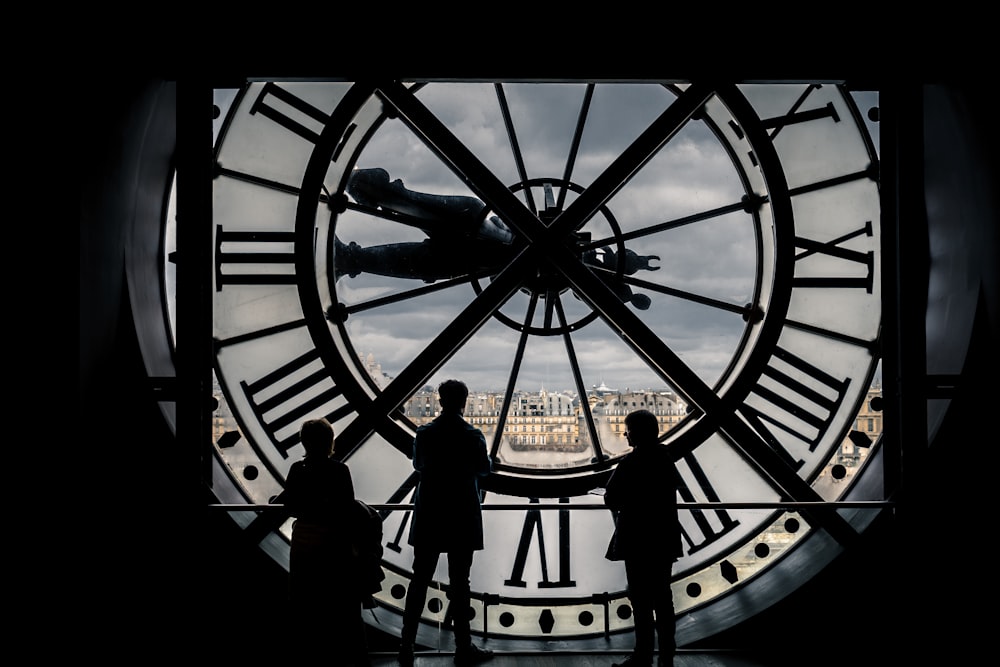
{"left": 341, "top": 167, "right": 662, "bottom": 310}
{"left": 583, "top": 247, "right": 660, "bottom": 310}
{"left": 347, "top": 167, "right": 515, "bottom": 245}
{"left": 332, "top": 235, "right": 514, "bottom": 282}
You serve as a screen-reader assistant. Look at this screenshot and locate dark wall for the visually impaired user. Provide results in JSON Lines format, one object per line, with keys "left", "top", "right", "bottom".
{"left": 79, "top": 77, "right": 383, "bottom": 660}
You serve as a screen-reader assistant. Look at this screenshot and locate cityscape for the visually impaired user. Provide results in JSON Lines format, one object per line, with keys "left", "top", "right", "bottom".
{"left": 204, "top": 351, "right": 880, "bottom": 481}
{"left": 361, "top": 351, "right": 882, "bottom": 478}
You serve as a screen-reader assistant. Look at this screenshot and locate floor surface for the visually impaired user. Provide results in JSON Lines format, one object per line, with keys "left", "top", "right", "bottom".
{"left": 363, "top": 650, "right": 776, "bottom": 666}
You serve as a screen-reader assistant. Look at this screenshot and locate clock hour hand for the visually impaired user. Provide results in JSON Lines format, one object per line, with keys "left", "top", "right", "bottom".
{"left": 597, "top": 246, "right": 661, "bottom": 275}
{"left": 334, "top": 232, "right": 659, "bottom": 310}
{"left": 347, "top": 167, "right": 514, "bottom": 245}
{"left": 333, "top": 235, "right": 511, "bottom": 282}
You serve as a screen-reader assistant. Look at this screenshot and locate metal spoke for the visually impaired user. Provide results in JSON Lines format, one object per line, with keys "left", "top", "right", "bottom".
{"left": 548, "top": 82, "right": 718, "bottom": 238}
{"left": 555, "top": 297, "right": 604, "bottom": 464}
{"left": 581, "top": 197, "right": 765, "bottom": 251}
{"left": 495, "top": 83, "right": 537, "bottom": 214}
{"left": 490, "top": 294, "right": 539, "bottom": 462}
{"left": 555, "top": 83, "right": 594, "bottom": 212}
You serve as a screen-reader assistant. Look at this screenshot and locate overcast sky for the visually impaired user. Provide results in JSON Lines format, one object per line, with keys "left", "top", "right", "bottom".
{"left": 210, "top": 82, "right": 880, "bottom": 395}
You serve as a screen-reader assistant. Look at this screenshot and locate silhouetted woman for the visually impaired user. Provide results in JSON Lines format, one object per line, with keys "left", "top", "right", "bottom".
{"left": 281, "top": 418, "right": 368, "bottom": 665}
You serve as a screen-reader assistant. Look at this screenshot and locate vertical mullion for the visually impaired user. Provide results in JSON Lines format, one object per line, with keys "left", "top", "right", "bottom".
{"left": 175, "top": 77, "right": 217, "bottom": 503}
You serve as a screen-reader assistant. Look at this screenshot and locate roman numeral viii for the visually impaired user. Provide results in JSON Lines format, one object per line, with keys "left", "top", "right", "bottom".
{"left": 239, "top": 348, "right": 348, "bottom": 458}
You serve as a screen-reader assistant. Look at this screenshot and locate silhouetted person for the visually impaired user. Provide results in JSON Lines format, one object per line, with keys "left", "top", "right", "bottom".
{"left": 279, "top": 418, "right": 369, "bottom": 666}
{"left": 604, "top": 409, "right": 682, "bottom": 667}
{"left": 399, "top": 379, "right": 494, "bottom": 667}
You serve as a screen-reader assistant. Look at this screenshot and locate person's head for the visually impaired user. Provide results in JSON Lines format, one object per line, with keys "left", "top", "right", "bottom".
{"left": 624, "top": 409, "right": 660, "bottom": 446}
{"left": 300, "top": 418, "right": 335, "bottom": 459}
{"left": 437, "top": 379, "right": 469, "bottom": 414}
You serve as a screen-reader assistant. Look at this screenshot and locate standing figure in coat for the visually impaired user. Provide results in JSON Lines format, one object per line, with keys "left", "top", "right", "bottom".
{"left": 604, "top": 409, "right": 683, "bottom": 667}
{"left": 399, "top": 379, "right": 494, "bottom": 667}
{"left": 281, "top": 418, "right": 369, "bottom": 666}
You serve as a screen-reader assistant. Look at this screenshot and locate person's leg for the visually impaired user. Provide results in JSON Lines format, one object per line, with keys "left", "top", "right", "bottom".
{"left": 446, "top": 549, "right": 475, "bottom": 649}
{"left": 447, "top": 549, "right": 493, "bottom": 665}
{"left": 331, "top": 596, "right": 370, "bottom": 666}
{"left": 625, "top": 559, "right": 655, "bottom": 663}
{"left": 401, "top": 548, "right": 440, "bottom": 646}
{"left": 289, "top": 540, "right": 327, "bottom": 658}
{"left": 650, "top": 563, "right": 675, "bottom": 663}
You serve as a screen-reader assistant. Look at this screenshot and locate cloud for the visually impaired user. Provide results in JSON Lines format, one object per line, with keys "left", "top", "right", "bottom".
{"left": 211, "top": 82, "right": 880, "bottom": 398}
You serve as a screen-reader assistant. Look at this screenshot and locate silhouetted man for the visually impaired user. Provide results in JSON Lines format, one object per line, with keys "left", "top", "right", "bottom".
{"left": 399, "top": 379, "right": 494, "bottom": 667}
{"left": 605, "top": 409, "right": 683, "bottom": 667}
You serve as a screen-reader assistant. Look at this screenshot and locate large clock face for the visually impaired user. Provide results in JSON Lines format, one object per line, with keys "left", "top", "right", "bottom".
{"left": 207, "top": 79, "right": 883, "bottom": 649}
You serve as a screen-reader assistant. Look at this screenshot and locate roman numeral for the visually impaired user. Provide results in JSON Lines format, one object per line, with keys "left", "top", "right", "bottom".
{"left": 677, "top": 453, "right": 741, "bottom": 556}
{"left": 215, "top": 225, "right": 297, "bottom": 289}
{"left": 762, "top": 84, "right": 839, "bottom": 140}
{"left": 741, "top": 346, "right": 851, "bottom": 467}
{"left": 214, "top": 319, "right": 308, "bottom": 350}
{"left": 782, "top": 317, "right": 879, "bottom": 351}
{"left": 385, "top": 479, "right": 419, "bottom": 554}
{"left": 239, "top": 348, "right": 347, "bottom": 458}
{"left": 505, "top": 498, "right": 576, "bottom": 589}
{"left": 249, "top": 82, "right": 330, "bottom": 145}
{"left": 793, "top": 221, "right": 875, "bottom": 292}
{"left": 763, "top": 102, "right": 839, "bottom": 136}
{"left": 729, "top": 84, "right": 841, "bottom": 165}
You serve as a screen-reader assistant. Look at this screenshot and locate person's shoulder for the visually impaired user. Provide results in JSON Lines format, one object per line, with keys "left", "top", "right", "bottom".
{"left": 634, "top": 442, "right": 672, "bottom": 462}
{"left": 323, "top": 457, "right": 351, "bottom": 473}
{"left": 649, "top": 444, "right": 678, "bottom": 473}
{"left": 461, "top": 421, "right": 487, "bottom": 442}
{"left": 425, "top": 412, "right": 466, "bottom": 427}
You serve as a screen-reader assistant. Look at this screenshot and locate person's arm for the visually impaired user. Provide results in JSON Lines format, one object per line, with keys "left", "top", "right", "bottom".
{"left": 338, "top": 462, "right": 357, "bottom": 502}
{"left": 412, "top": 428, "right": 426, "bottom": 473}
{"left": 603, "top": 457, "right": 630, "bottom": 513}
{"left": 473, "top": 429, "right": 492, "bottom": 477}
{"left": 279, "top": 464, "right": 301, "bottom": 513}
